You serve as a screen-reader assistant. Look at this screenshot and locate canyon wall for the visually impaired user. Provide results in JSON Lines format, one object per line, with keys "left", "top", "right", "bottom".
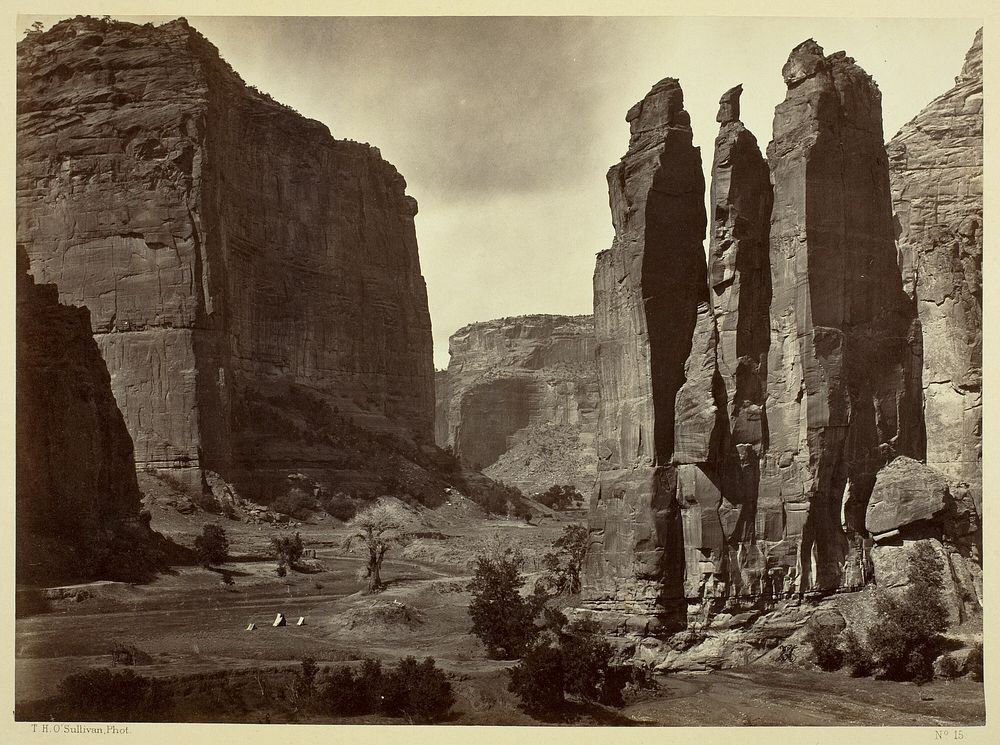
{"left": 16, "top": 17, "right": 435, "bottom": 501}
{"left": 17, "top": 249, "right": 158, "bottom": 584}
{"left": 436, "top": 315, "right": 598, "bottom": 494}
{"left": 887, "top": 28, "right": 983, "bottom": 506}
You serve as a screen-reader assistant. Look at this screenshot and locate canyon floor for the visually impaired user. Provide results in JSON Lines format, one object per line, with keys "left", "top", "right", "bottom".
{"left": 14, "top": 493, "right": 986, "bottom": 726}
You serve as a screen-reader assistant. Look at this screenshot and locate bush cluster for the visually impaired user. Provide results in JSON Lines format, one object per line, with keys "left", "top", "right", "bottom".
{"left": 507, "top": 617, "right": 647, "bottom": 718}
{"left": 808, "top": 543, "right": 954, "bottom": 683}
{"left": 319, "top": 657, "right": 454, "bottom": 722}
{"left": 48, "top": 668, "right": 172, "bottom": 721}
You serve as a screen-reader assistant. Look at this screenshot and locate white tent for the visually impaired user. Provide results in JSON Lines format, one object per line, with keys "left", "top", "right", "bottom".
{"left": 246, "top": 623, "right": 256, "bottom": 631}
{"left": 296, "top": 617, "right": 305, "bottom": 626}
{"left": 272, "top": 612, "right": 286, "bottom": 627}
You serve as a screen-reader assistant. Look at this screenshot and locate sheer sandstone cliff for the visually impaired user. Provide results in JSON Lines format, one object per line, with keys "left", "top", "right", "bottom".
{"left": 435, "top": 315, "right": 598, "bottom": 494}
{"left": 887, "top": 28, "right": 983, "bottom": 506}
{"left": 17, "top": 17, "right": 434, "bottom": 502}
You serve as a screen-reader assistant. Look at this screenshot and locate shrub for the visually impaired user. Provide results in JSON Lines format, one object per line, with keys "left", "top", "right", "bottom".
{"left": 272, "top": 489, "right": 314, "bottom": 520}
{"left": 968, "top": 643, "right": 984, "bottom": 682}
{"left": 507, "top": 620, "right": 634, "bottom": 717}
{"left": 193, "top": 524, "right": 229, "bottom": 568}
{"left": 937, "top": 654, "right": 962, "bottom": 679}
{"left": 866, "top": 542, "right": 948, "bottom": 681}
{"left": 537, "top": 485, "right": 581, "bottom": 510}
{"left": 507, "top": 643, "right": 565, "bottom": 715}
{"left": 468, "top": 549, "right": 539, "bottom": 659}
{"left": 842, "top": 628, "right": 875, "bottom": 677}
{"left": 806, "top": 622, "right": 844, "bottom": 671}
{"left": 271, "top": 532, "right": 304, "bottom": 570}
{"left": 321, "top": 492, "right": 358, "bottom": 521}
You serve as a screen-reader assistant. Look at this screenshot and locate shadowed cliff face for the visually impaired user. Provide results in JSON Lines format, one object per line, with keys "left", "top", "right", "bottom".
{"left": 888, "top": 28, "right": 982, "bottom": 507}
{"left": 436, "top": 314, "right": 598, "bottom": 494}
{"left": 16, "top": 17, "right": 434, "bottom": 501}
{"left": 16, "top": 249, "right": 161, "bottom": 584}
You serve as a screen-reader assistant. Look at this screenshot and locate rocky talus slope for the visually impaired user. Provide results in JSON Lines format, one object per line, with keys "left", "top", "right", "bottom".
{"left": 17, "top": 249, "right": 162, "bottom": 584}
{"left": 17, "top": 17, "right": 437, "bottom": 505}
{"left": 435, "top": 315, "right": 598, "bottom": 494}
{"left": 887, "top": 28, "right": 982, "bottom": 506}
{"left": 580, "top": 33, "right": 982, "bottom": 659}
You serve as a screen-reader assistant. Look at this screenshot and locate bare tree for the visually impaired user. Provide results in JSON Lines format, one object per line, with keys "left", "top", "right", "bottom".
{"left": 342, "top": 503, "right": 406, "bottom": 593}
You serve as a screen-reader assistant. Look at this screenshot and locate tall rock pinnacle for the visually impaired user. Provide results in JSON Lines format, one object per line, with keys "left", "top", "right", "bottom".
{"left": 583, "top": 77, "right": 707, "bottom": 632}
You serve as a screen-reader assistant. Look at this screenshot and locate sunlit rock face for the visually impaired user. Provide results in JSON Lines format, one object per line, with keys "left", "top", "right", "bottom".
{"left": 435, "top": 314, "right": 598, "bottom": 495}
{"left": 16, "top": 17, "right": 434, "bottom": 498}
{"left": 582, "top": 77, "right": 708, "bottom": 632}
{"left": 887, "top": 28, "right": 983, "bottom": 507}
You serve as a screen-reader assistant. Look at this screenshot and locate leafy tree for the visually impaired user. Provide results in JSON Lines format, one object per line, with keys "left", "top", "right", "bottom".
{"left": 270, "top": 532, "right": 304, "bottom": 571}
{"left": 193, "top": 524, "right": 229, "bottom": 568}
{"left": 343, "top": 503, "right": 406, "bottom": 593}
{"left": 467, "top": 540, "right": 539, "bottom": 659}
{"left": 537, "top": 484, "right": 581, "bottom": 510}
{"left": 541, "top": 524, "right": 588, "bottom": 595}
{"left": 866, "top": 542, "right": 949, "bottom": 682}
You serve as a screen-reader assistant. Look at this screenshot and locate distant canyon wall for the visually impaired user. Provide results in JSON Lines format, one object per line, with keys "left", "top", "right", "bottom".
{"left": 435, "top": 315, "right": 598, "bottom": 494}
{"left": 17, "top": 17, "right": 434, "bottom": 499}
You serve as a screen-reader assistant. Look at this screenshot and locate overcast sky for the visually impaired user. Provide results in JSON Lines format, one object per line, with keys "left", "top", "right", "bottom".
{"left": 25, "top": 15, "right": 983, "bottom": 368}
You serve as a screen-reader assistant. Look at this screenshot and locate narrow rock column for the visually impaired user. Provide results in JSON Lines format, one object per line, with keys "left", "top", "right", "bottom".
{"left": 671, "top": 84, "right": 774, "bottom": 602}
{"left": 582, "top": 78, "right": 707, "bottom": 634}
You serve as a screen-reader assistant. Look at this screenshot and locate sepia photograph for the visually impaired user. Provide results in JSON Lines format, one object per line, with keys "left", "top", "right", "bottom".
{"left": 8, "top": 2, "right": 989, "bottom": 734}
